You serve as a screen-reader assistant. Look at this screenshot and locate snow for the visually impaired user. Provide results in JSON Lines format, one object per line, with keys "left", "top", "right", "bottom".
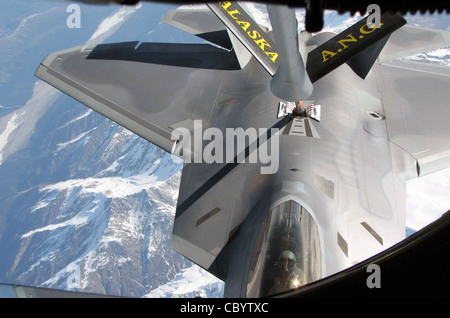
{"left": 40, "top": 174, "right": 160, "bottom": 199}
{"left": 177, "top": 4, "right": 208, "bottom": 10}
{"left": 22, "top": 195, "right": 107, "bottom": 239}
{"left": 144, "top": 265, "right": 224, "bottom": 298}
{"left": 39, "top": 257, "right": 82, "bottom": 290}
{"left": 30, "top": 190, "right": 59, "bottom": 213}
{"left": 56, "top": 127, "right": 97, "bottom": 151}
{"left": 428, "top": 48, "right": 450, "bottom": 58}
{"left": 244, "top": 3, "right": 272, "bottom": 29}
{"left": 83, "top": 3, "right": 142, "bottom": 50}
{"left": 60, "top": 109, "right": 93, "bottom": 129}
{"left": 401, "top": 48, "right": 450, "bottom": 66}
{"left": 0, "top": 111, "right": 24, "bottom": 165}
{"left": 321, "top": 10, "right": 363, "bottom": 33}
{"left": 0, "top": 81, "right": 59, "bottom": 165}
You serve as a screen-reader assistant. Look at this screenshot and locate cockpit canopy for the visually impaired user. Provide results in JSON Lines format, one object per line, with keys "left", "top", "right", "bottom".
{"left": 246, "top": 200, "right": 322, "bottom": 297}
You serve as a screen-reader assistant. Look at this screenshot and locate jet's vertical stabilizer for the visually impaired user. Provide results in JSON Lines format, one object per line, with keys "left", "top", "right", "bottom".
{"left": 306, "top": 13, "right": 406, "bottom": 82}
{"left": 207, "top": 1, "right": 280, "bottom": 76}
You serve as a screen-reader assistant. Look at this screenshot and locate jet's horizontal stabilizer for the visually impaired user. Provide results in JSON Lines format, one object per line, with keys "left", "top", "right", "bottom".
{"left": 195, "top": 30, "right": 233, "bottom": 50}
{"left": 162, "top": 8, "right": 234, "bottom": 50}
{"left": 306, "top": 13, "right": 406, "bottom": 82}
{"left": 162, "top": 7, "right": 226, "bottom": 37}
{"left": 86, "top": 41, "right": 240, "bottom": 70}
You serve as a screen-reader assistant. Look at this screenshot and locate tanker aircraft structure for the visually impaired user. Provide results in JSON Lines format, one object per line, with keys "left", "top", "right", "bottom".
{"left": 32, "top": 2, "right": 450, "bottom": 297}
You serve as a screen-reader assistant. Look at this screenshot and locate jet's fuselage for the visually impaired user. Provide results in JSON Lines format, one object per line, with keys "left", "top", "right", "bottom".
{"left": 213, "top": 39, "right": 409, "bottom": 297}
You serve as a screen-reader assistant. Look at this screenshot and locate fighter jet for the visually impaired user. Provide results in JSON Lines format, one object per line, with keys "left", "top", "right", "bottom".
{"left": 32, "top": 2, "right": 450, "bottom": 298}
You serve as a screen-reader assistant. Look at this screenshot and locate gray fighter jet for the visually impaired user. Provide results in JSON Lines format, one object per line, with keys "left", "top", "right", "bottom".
{"left": 33, "top": 2, "right": 450, "bottom": 298}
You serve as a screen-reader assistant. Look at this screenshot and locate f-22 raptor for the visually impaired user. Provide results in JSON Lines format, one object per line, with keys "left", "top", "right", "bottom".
{"left": 34, "top": 2, "right": 450, "bottom": 297}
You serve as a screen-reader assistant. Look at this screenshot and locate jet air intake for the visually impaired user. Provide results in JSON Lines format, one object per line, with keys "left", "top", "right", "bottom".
{"left": 267, "top": 5, "right": 313, "bottom": 102}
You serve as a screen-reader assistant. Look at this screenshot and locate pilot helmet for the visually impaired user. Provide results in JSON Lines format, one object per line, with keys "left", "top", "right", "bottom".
{"left": 280, "top": 250, "right": 296, "bottom": 269}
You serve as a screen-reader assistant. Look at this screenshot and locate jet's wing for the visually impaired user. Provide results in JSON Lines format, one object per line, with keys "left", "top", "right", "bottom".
{"left": 378, "top": 24, "right": 450, "bottom": 62}
{"left": 36, "top": 4, "right": 279, "bottom": 155}
{"left": 35, "top": 40, "right": 240, "bottom": 154}
{"left": 367, "top": 22, "right": 450, "bottom": 178}
{"left": 375, "top": 59, "right": 450, "bottom": 177}
{"left": 329, "top": 26, "right": 450, "bottom": 270}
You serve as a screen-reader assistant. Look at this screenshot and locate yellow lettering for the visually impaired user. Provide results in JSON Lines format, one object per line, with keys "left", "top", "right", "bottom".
{"left": 236, "top": 20, "right": 251, "bottom": 31}
{"left": 221, "top": 1, "right": 232, "bottom": 10}
{"left": 247, "top": 30, "right": 261, "bottom": 40}
{"left": 265, "top": 51, "right": 279, "bottom": 63}
{"left": 218, "top": 2, "right": 279, "bottom": 65}
{"left": 227, "top": 9, "right": 241, "bottom": 20}
{"left": 337, "top": 33, "right": 357, "bottom": 49}
{"left": 322, "top": 50, "right": 337, "bottom": 62}
{"left": 254, "top": 38, "right": 272, "bottom": 51}
{"left": 360, "top": 23, "right": 377, "bottom": 34}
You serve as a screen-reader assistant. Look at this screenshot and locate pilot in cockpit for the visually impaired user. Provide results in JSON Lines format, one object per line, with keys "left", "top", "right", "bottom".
{"left": 270, "top": 250, "right": 306, "bottom": 294}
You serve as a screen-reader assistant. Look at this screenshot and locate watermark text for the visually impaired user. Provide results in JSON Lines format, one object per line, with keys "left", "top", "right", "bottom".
{"left": 66, "top": 4, "right": 81, "bottom": 29}
{"left": 171, "top": 120, "right": 280, "bottom": 174}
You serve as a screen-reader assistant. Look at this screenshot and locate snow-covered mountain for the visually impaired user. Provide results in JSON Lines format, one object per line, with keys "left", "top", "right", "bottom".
{"left": 0, "top": 1, "right": 222, "bottom": 298}
{"left": 0, "top": 1, "right": 448, "bottom": 298}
